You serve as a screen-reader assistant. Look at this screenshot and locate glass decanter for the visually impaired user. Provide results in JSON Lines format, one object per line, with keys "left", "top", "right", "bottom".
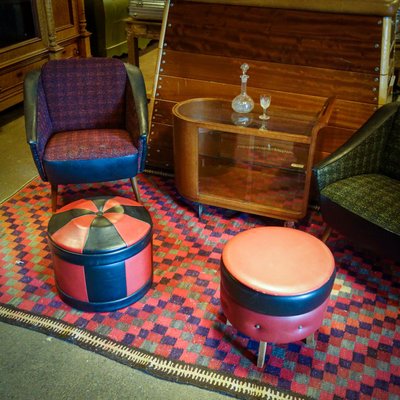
{"left": 231, "top": 63, "right": 254, "bottom": 113}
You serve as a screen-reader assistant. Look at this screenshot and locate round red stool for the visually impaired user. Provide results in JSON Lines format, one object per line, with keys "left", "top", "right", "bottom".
{"left": 47, "top": 196, "right": 153, "bottom": 312}
{"left": 220, "top": 226, "right": 335, "bottom": 368}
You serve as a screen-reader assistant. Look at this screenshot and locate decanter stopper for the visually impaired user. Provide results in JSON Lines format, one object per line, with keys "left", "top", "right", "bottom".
{"left": 231, "top": 63, "right": 254, "bottom": 113}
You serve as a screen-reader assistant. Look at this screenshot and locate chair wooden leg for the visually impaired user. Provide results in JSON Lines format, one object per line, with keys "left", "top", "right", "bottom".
{"left": 130, "top": 177, "right": 141, "bottom": 203}
{"left": 51, "top": 184, "right": 58, "bottom": 212}
{"left": 321, "top": 225, "right": 332, "bottom": 242}
{"left": 257, "top": 341, "right": 267, "bottom": 368}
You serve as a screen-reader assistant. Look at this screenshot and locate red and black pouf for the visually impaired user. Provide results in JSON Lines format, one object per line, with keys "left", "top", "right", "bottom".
{"left": 220, "top": 227, "right": 336, "bottom": 368}
{"left": 47, "top": 196, "right": 153, "bottom": 312}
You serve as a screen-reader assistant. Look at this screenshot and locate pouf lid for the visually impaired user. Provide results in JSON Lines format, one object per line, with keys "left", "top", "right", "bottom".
{"left": 48, "top": 196, "right": 152, "bottom": 254}
{"left": 222, "top": 227, "right": 335, "bottom": 296}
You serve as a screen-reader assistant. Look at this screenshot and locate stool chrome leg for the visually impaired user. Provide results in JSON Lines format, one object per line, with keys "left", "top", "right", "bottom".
{"left": 306, "top": 333, "right": 316, "bottom": 347}
{"left": 257, "top": 341, "right": 267, "bottom": 368}
{"left": 321, "top": 225, "right": 332, "bottom": 242}
{"left": 197, "top": 203, "right": 203, "bottom": 218}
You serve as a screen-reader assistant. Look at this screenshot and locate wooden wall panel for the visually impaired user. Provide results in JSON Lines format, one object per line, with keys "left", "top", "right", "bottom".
{"left": 315, "top": 126, "right": 356, "bottom": 161}
{"left": 161, "top": 51, "right": 379, "bottom": 104}
{"left": 152, "top": 100, "right": 175, "bottom": 125}
{"left": 146, "top": 0, "right": 395, "bottom": 172}
{"left": 328, "top": 101, "right": 377, "bottom": 129}
{"left": 148, "top": 122, "right": 175, "bottom": 170}
{"left": 165, "top": 3, "right": 383, "bottom": 73}
{"left": 156, "top": 76, "right": 322, "bottom": 108}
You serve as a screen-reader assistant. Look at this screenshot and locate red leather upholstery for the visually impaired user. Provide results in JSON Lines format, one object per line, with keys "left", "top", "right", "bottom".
{"left": 220, "top": 227, "right": 335, "bottom": 346}
{"left": 53, "top": 243, "right": 152, "bottom": 306}
{"left": 47, "top": 196, "right": 153, "bottom": 312}
{"left": 49, "top": 196, "right": 152, "bottom": 253}
{"left": 221, "top": 284, "right": 329, "bottom": 343}
{"left": 222, "top": 227, "right": 335, "bottom": 295}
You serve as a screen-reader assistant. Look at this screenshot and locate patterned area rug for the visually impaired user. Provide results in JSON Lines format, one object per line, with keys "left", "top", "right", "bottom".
{"left": 1, "top": 175, "right": 399, "bottom": 400}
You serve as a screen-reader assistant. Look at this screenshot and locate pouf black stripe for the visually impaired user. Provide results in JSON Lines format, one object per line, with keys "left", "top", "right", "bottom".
{"left": 48, "top": 208, "right": 94, "bottom": 235}
{"left": 221, "top": 262, "right": 336, "bottom": 316}
{"left": 57, "top": 278, "right": 153, "bottom": 313}
{"left": 83, "top": 216, "right": 125, "bottom": 253}
{"left": 121, "top": 205, "right": 153, "bottom": 224}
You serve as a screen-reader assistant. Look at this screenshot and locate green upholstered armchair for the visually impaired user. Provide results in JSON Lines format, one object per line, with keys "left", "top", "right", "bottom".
{"left": 313, "top": 101, "right": 400, "bottom": 261}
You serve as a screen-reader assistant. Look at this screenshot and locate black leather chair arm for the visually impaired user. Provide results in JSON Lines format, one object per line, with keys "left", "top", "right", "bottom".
{"left": 313, "top": 102, "right": 399, "bottom": 191}
{"left": 24, "top": 69, "right": 51, "bottom": 181}
{"left": 24, "top": 69, "right": 41, "bottom": 144}
{"left": 124, "top": 63, "right": 148, "bottom": 139}
{"left": 124, "top": 64, "right": 149, "bottom": 172}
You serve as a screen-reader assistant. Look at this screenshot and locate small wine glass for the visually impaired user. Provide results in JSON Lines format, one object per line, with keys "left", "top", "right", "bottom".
{"left": 259, "top": 94, "right": 271, "bottom": 120}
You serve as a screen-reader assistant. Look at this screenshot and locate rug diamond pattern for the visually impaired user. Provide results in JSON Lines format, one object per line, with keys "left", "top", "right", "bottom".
{"left": 0, "top": 175, "right": 399, "bottom": 400}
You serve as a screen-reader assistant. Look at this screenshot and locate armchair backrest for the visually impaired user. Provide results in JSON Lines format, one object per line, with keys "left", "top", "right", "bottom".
{"left": 381, "top": 104, "right": 400, "bottom": 180}
{"left": 39, "top": 58, "right": 128, "bottom": 132}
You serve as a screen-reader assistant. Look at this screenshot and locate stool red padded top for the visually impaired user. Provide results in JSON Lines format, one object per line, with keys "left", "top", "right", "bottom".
{"left": 222, "top": 227, "right": 335, "bottom": 296}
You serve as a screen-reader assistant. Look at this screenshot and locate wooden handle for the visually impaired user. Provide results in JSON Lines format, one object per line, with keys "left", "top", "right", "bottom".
{"left": 317, "top": 96, "right": 336, "bottom": 127}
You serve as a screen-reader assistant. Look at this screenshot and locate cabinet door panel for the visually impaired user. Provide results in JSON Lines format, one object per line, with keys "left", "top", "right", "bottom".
{"left": 52, "top": 0, "right": 79, "bottom": 40}
{"left": 53, "top": 0, "right": 74, "bottom": 27}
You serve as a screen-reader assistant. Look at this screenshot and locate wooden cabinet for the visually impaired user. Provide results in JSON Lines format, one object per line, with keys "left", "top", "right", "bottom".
{"left": 125, "top": 18, "right": 161, "bottom": 66}
{"left": 84, "top": 0, "right": 130, "bottom": 58}
{"left": 0, "top": 0, "right": 91, "bottom": 112}
{"left": 147, "top": 0, "right": 399, "bottom": 173}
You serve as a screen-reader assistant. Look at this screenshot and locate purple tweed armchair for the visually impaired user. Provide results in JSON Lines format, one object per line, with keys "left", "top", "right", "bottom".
{"left": 24, "top": 57, "right": 148, "bottom": 212}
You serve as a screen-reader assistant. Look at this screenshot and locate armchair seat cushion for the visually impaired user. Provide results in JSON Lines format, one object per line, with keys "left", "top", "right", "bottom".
{"left": 321, "top": 174, "right": 400, "bottom": 235}
{"left": 43, "top": 129, "right": 139, "bottom": 184}
{"left": 44, "top": 129, "right": 137, "bottom": 160}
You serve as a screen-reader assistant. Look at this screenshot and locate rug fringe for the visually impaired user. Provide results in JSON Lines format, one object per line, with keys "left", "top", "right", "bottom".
{"left": 0, "top": 304, "right": 308, "bottom": 400}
